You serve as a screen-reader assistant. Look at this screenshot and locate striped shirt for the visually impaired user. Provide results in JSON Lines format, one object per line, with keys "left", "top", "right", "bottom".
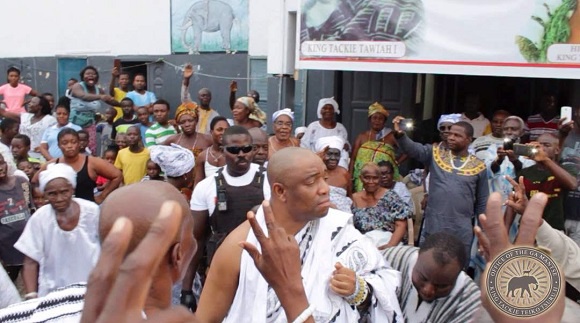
{"left": 383, "top": 246, "right": 481, "bottom": 323}
{"left": 144, "top": 123, "right": 176, "bottom": 147}
{"left": 0, "top": 283, "right": 86, "bottom": 322}
{"left": 526, "top": 113, "right": 559, "bottom": 141}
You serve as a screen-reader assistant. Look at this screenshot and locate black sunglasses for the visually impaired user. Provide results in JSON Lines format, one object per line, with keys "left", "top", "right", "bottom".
{"left": 224, "top": 145, "right": 254, "bottom": 154}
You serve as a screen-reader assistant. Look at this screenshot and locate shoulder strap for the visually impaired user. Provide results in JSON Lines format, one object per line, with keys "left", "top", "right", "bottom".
{"left": 215, "top": 168, "right": 226, "bottom": 191}
{"left": 252, "top": 165, "right": 266, "bottom": 187}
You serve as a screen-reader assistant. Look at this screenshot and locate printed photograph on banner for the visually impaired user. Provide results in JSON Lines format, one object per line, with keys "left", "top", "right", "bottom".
{"left": 517, "top": 0, "right": 580, "bottom": 63}
{"left": 171, "top": 0, "right": 249, "bottom": 54}
{"left": 299, "top": 0, "right": 424, "bottom": 58}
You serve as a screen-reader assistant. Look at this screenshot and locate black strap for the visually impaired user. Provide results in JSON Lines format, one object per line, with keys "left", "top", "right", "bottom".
{"left": 566, "top": 281, "right": 580, "bottom": 305}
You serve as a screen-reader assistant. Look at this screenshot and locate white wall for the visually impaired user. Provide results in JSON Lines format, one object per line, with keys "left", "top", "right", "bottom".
{"left": 248, "top": 0, "right": 270, "bottom": 56}
{"left": 0, "top": 0, "right": 170, "bottom": 57}
{"left": 266, "top": 0, "right": 298, "bottom": 74}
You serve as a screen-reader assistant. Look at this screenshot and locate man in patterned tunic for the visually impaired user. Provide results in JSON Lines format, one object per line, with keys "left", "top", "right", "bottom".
{"left": 393, "top": 117, "right": 489, "bottom": 266}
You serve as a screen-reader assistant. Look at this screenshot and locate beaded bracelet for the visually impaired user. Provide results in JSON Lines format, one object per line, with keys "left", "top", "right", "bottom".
{"left": 346, "top": 275, "right": 368, "bottom": 306}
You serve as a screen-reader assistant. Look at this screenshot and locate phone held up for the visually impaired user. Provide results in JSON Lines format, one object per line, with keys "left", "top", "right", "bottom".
{"left": 561, "top": 106, "right": 572, "bottom": 123}
{"left": 503, "top": 138, "right": 537, "bottom": 158}
{"left": 399, "top": 118, "right": 414, "bottom": 131}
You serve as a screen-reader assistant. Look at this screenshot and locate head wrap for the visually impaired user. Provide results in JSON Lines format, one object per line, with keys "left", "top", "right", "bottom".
{"left": 39, "top": 163, "right": 77, "bottom": 193}
{"left": 437, "top": 113, "right": 462, "bottom": 128}
{"left": 272, "top": 108, "right": 294, "bottom": 122}
{"left": 149, "top": 144, "right": 195, "bottom": 178}
{"left": 175, "top": 102, "right": 198, "bottom": 122}
{"left": 237, "top": 96, "right": 267, "bottom": 125}
{"left": 315, "top": 136, "right": 345, "bottom": 152}
{"left": 294, "top": 126, "right": 307, "bottom": 137}
{"left": 317, "top": 97, "right": 340, "bottom": 119}
{"left": 368, "top": 102, "right": 389, "bottom": 118}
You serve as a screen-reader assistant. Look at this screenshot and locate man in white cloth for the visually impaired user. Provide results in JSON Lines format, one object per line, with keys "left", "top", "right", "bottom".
{"left": 14, "top": 163, "right": 100, "bottom": 298}
{"left": 196, "top": 147, "right": 403, "bottom": 322}
{"left": 383, "top": 232, "right": 481, "bottom": 323}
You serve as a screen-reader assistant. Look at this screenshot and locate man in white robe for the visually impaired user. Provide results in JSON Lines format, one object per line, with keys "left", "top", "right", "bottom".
{"left": 196, "top": 147, "right": 403, "bottom": 322}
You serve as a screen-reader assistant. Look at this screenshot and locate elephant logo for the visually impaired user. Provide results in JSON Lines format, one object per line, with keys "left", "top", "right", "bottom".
{"left": 180, "top": 0, "right": 236, "bottom": 54}
{"left": 506, "top": 274, "right": 539, "bottom": 298}
{"left": 483, "top": 246, "right": 562, "bottom": 318}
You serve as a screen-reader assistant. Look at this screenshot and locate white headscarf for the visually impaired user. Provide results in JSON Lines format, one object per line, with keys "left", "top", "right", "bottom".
{"left": 294, "top": 126, "right": 307, "bottom": 137}
{"left": 272, "top": 108, "right": 294, "bottom": 122}
{"left": 437, "top": 113, "right": 462, "bottom": 128}
{"left": 39, "top": 163, "right": 77, "bottom": 193}
{"left": 317, "top": 97, "right": 340, "bottom": 119}
{"left": 149, "top": 144, "right": 195, "bottom": 177}
{"left": 315, "top": 136, "right": 345, "bottom": 152}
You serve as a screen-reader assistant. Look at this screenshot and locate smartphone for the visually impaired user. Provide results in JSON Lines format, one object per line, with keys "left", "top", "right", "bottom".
{"left": 503, "top": 138, "right": 514, "bottom": 151}
{"left": 400, "top": 118, "right": 414, "bottom": 131}
{"left": 113, "top": 59, "right": 121, "bottom": 70}
{"left": 513, "top": 143, "right": 538, "bottom": 158}
{"left": 561, "top": 106, "right": 573, "bottom": 123}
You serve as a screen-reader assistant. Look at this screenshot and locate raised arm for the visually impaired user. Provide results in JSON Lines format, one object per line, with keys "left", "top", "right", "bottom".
{"left": 229, "top": 81, "right": 237, "bottom": 110}
{"left": 71, "top": 83, "right": 102, "bottom": 102}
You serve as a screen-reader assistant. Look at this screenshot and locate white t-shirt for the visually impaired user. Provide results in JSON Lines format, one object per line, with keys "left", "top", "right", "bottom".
{"left": 19, "top": 113, "right": 57, "bottom": 151}
{"left": 190, "top": 163, "right": 271, "bottom": 215}
{"left": 14, "top": 198, "right": 101, "bottom": 297}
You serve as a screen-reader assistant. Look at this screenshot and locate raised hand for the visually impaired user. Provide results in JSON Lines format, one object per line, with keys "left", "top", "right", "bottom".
{"left": 230, "top": 80, "right": 238, "bottom": 93}
{"left": 112, "top": 67, "right": 120, "bottom": 78}
{"left": 505, "top": 176, "right": 528, "bottom": 214}
{"left": 392, "top": 115, "right": 405, "bottom": 132}
{"left": 81, "top": 201, "right": 195, "bottom": 323}
{"left": 183, "top": 64, "right": 194, "bottom": 79}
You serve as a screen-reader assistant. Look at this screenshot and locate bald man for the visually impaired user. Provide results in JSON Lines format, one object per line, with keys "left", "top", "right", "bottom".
{"left": 0, "top": 181, "right": 195, "bottom": 320}
{"left": 248, "top": 127, "right": 268, "bottom": 166}
{"left": 517, "top": 133, "right": 578, "bottom": 231}
{"left": 196, "top": 147, "right": 403, "bottom": 322}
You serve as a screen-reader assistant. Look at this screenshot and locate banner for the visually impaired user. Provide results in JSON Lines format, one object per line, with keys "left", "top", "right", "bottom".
{"left": 297, "top": 0, "right": 580, "bottom": 79}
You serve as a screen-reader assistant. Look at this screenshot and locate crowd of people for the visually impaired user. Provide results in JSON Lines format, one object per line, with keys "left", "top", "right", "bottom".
{"left": 0, "top": 64, "right": 579, "bottom": 322}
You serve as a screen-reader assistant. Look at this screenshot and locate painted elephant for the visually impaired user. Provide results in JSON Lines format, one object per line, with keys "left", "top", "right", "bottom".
{"left": 506, "top": 275, "right": 539, "bottom": 298}
{"left": 181, "top": 0, "right": 235, "bottom": 54}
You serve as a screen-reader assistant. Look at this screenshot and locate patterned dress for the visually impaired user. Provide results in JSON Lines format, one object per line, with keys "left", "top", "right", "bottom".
{"left": 351, "top": 189, "right": 410, "bottom": 234}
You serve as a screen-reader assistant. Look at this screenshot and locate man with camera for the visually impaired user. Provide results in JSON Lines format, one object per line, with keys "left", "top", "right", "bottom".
{"left": 517, "top": 133, "right": 578, "bottom": 231}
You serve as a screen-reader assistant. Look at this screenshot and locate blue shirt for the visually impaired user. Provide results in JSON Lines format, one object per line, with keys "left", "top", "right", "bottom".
{"left": 41, "top": 123, "right": 82, "bottom": 158}
{"left": 125, "top": 91, "right": 157, "bottom": 107}
{"left": 139, "top": 124, "right": 149, "bottom": 146}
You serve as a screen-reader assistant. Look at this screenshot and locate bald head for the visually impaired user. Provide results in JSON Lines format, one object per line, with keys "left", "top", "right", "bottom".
{"left": 248, "top": 127, "right": 267, "bottom": 143}
{"left": 99, "top": 181, "right": 192, "bottom": 253}
{"left": 268, "top": 147, "right": 321, "bottom": 186}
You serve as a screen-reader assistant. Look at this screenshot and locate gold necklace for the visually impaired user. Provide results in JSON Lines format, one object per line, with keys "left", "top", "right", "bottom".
{"left": 448, "top": 150, "right": 470, "bottom": 170}
{"left": 208, "top": 147, "right": 223, "bottom": 163}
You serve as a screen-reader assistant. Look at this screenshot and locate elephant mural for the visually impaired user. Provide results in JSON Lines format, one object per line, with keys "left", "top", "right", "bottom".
{"left": 180, "top": 0, "right": 235, "bottom": 54}
{"left": 506, "top": 275, "right": 539, "bottom": 298}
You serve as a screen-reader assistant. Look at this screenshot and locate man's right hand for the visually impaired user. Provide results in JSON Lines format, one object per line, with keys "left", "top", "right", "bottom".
{"left": 112, "top": 67, "right": 120, "bottom": 78}
{"left": 183, "top": 63, "right": 194, "bottom": 79}
{"left": 230, "top": 80, "right": 237, "bottom": 93}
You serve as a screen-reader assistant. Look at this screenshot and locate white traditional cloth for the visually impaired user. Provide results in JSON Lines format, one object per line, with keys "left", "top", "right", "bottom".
{"left": 294, "top": 126, "right": 307, "bottom": 137}
{"left": 150, "top": 143, "right": 195, "bottom": 177}
{"left": 224, "top": 208, "right": 404, "bottom": 323}
{"left": 437, "top": 113, "right": 462, "bottom": 128}
{"left": 316, "top": 97, "right": 340, "bottom": 119}
{"left": 38, "top": 163, "right": 77, "bottom": 193}
{"left": 0, "top": 266, "right": 20, "bottom": 310}
{"left": 314, "top": 135, "right": 344, "bottom": 152}
{"left": 14, "top": 198, "right": 101, "bottom": 297}
{"left": 272, "top": 108, "right": 294, "bottom": 122}
{"left": 329, "top": 186, "right": 352, "bottom": 213}
{"left": 300, "top": 121, "right": 350, "bottom": 170}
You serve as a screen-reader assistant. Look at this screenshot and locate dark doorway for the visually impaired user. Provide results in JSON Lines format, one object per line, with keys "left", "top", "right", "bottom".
{"left": 120, "top": 61, "right": 148, "bottom": 90}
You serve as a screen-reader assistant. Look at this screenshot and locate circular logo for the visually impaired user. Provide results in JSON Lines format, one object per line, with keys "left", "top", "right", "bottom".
{"left": 485, "top": 246, "right": 562, "bottom": 318}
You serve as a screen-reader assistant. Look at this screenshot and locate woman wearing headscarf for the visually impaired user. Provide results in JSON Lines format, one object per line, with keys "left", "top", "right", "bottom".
{"left": 230, "top": 96, "right": 266, "bottom": 129}
{"left": 351, "top": 102, "right": 403, "bottom": 192}
{"left": 150, "top": 144, "right": 196, "bottom": 201}
{"left": 316, "top": 136, "right": 352, "bottom": 213}
{"left": 15, "top": 163, "right": 100, "bottom": 298}
{"left": 268, "top": 108, "right": 300, "bottom": 158}
{"left": 70, "top": 66, "right": 120, "bottom": 154}
{"left": 0, "top": 96, "right": 56, "bottom": 160}
{"left": 300, "top": 97, "right": 349, "bottom": 168}
{"left": 163, "top": 103, "right": 212, "bottom": 159}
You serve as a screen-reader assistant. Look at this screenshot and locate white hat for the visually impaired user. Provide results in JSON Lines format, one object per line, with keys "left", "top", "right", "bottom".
{"left": 39, "top": 163, "right": 77, "bottom": 193}
{"left": 149, "top": 144, "right": 195, "bottom": 177}
{"left": 317, "top": 97, "right": 339, "bottom": 119}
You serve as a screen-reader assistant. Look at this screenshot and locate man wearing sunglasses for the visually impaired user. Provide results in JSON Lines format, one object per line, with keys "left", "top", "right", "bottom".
{"left": 185, "top": 125, "right": 270, "bottom": 310}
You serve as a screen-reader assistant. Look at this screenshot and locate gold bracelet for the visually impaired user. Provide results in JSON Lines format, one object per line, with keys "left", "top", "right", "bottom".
{"left": 347, "top": 276, "right": 368, "bottom": 306}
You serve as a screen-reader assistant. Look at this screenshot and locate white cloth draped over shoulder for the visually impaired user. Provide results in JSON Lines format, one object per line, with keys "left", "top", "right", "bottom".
{"left": 224, "top": 208, "right": 403, "bottom": 323}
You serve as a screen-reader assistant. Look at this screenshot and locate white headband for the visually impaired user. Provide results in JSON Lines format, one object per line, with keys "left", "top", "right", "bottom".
{"left": 294, "top": 126, "right": 307, "bottom": 136}
{"left": 272, "top": 108, "right": 294, "bottom": 122}
{"left": 39, "top": 163, "right": 77, "bottom": 193}
{"left": 317, "top": 97, "right": 340, "bottom": 119}
{"left": 437, "top": 113, "right": 462, "bottom": 128}
{"left": 315, "top": 136, "right": 344, "bottom": 152}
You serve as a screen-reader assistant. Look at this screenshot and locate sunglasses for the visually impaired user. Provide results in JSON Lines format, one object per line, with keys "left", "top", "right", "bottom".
{"left": 439, "top": 125, "right": 452, "bottom": 131}
{"left": 224, "top": 145, "right": 254, "bottom": 154}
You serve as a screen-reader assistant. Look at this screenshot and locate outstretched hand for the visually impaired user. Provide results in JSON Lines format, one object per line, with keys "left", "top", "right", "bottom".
{"left": 183, "top": 63, "right": 194, "bottom": 79}
{"left": 81, "top": 201, "right": 195, "bottom": 323}
{"left": 239, "top": 200, "right": 302, "bottom": 292}
{"left": 504, "top": 176, "right": 528, "bottom": 214}
{"left": 392, "top": 116, "right": 405, "bottom": 132}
